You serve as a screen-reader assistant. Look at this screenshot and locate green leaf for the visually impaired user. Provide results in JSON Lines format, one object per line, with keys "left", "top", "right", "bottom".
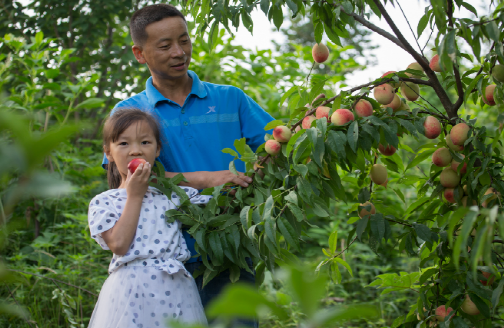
{"left": 260, "top": 0, "right": 270, "bottom": 15}
{"left": 417, "top": 13, "right": 429, "bottom": 38}
{"left": 208, "top": 21, "right": 219, "bottom": 49}
{"left": 328, "top": 230, "right": 338, "bottom": 254}
{"left": 209, "top": 231, "right": 224, "bottom": 264}
{"left": 461, "top": 1, "right": 477, "bottom": 16}
{"left": 484, "top": 20, "right": 500, "bottom": 42}
{"left": 287, "top": 203, "right": 304, "bottom": 222}
{"left": 75, "top": 98, "right": 104, "bottom": 109}
{"left": 264, "top": 120, "right": 285, "bottom": 131}
{"left": 406, "top": 149, "right": 435, "bottom": 171}
{"left": 491, "top": 277, "right": 504, "bottom": 314}
{"left": 277, "top": 217, "right": 300, "bottom": 251}
{"left": 271, "top": 5, "right": 283, "bottom": 30}
{"left": 347, "top": 121, "right": 359, "bottom": 153}
{"left": 412, "top": 223, "right": 432, "bottom": 243}
{"left": 207, "top": 284, "right": 288, "bottom": 320}
{"left": 327, "top": 130, "right": 346, "bottom": 159}
{"left": 280, "top": 86, "right": 298, "bottom": 106}
{"left": 35, "top": 31, "right": 44, "bottom": 44}
{"left": 333, "top": 257, "right": 353, "bottom": 277}
{"left": 356, "top": 217, "right": 369, "bottom": 241}
{"left": 263, "top": 196, "right": 277, "bottom": 245}
{"left": 453, "top": 210, "right": 478, "bottom": 270}
{"left": 314, "top": 22, "right": 323, "bottom": 44}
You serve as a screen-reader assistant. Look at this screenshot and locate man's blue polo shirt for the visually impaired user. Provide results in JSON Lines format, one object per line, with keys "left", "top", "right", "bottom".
{"left": 102, "top": 70, "right": 274, "bottom": 262}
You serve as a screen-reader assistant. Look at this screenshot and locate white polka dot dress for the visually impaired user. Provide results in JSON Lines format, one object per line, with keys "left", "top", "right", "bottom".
{"left": 87, "top": 186, "right": 211, "bottom": 328}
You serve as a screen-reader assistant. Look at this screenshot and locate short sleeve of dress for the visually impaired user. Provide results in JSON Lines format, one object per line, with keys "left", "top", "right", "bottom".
{"left": 88, "top": 193, "right": 120, "bottom": 250}
{"left": 179, "top": 187, "right": 213, "bottom": 205}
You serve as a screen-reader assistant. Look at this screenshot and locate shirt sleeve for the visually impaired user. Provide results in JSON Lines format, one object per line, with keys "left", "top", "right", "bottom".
{"left": 88, "top": 194, "right": 120, "bottom": 250}
{"left": 179, "top": 187, "right": 213, "bottom": 204}
{"left": 237, "top": 89, "right": 275, "bottom": 152}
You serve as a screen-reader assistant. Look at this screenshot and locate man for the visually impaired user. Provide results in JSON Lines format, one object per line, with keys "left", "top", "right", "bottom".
{"left": 102, "top": 4, "right": 274, "bottom": 327}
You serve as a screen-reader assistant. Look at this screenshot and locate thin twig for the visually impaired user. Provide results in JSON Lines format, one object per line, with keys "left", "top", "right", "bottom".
{"left": 8, "top": 269, "right": 98, "bottom": 297}
{"left": 6, "top": 285, "right": 35, "bottom": 328}
{"left": 397, "top": 0, "right": 424, "bottom": 57}
{"left": 422, "top": 28, "right": 434, "bottom": 53}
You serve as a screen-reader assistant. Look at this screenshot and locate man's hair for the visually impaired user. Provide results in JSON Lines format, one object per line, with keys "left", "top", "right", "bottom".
{"left": 130, "top": 4, "right": 186, "bottom": 46}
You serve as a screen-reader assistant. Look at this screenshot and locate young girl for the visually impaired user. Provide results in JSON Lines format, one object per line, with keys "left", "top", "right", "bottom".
{"left": 87, "top": 108, "right": 210, "bottom": 328}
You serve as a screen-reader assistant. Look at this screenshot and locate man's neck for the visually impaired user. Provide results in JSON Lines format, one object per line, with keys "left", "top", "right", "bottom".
{"left": 152, "top": 73, "right": 193, "bottom": 107}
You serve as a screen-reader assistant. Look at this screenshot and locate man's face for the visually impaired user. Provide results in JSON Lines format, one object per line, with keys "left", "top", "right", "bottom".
{"left": 133, "top": 16, "right": 192, "bottom": 80}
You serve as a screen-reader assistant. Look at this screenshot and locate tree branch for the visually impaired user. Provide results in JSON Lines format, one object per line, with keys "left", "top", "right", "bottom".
{"left": 338, "top": 8, "right": 408, "bottom": 53}
{"left": 447, "top": 1, "right": 464, "bottom": 114}
{"left": 371, "top": 0, "right": 457, "bottom": 120}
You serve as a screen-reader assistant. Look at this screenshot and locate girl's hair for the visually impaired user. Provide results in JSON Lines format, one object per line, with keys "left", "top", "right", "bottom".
{"left": 103, "top": 108, "right": 161, "bottom": 189}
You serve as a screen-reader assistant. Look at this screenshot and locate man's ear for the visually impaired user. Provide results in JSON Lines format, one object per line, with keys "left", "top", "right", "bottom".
{"left": 132, "top": 45, "right": 147, "bottom": 64}
{"left": 104, "top": 145, "right": 114, "bottom": 163}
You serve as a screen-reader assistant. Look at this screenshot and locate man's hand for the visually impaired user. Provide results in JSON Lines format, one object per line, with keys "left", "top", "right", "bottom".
{"left": 205, "top": 170, "right": 253, "bottom": 188}
{"left": 165, "top": 170, "right": 252, "bottom": 190}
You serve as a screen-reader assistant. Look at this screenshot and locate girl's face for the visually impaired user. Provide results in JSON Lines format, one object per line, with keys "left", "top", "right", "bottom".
{"left": 105, "top": 120, "right": 160, "bottom": 183}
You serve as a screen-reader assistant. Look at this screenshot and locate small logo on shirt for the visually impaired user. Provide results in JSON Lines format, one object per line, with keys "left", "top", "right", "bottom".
{"left": 206, "top": 106, "right": 216, "bottom": 114}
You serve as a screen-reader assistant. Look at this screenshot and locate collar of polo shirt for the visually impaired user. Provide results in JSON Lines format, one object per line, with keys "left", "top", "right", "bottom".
{"left": 145, "top": 70, "right": 208, "bottom": 108}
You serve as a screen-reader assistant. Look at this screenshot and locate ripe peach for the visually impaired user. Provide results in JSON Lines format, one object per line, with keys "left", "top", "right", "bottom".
{"left": 492, "top": 64, "right": 504, "bottom": 83}
{"left": 482, "top": 84, "right": 496, "bottom": 106}
{"left": 480, "top": 271, "right": 495, "bottom": 286}
{"left": 397, "top": 98, "right": 410, "bottom": 111}
{"left": 374, "top": 83, "right": 395, "bottom": 105}
{"left": 435, "top": 305, "right": 453, "bottom": 321}
{"left": 302, "top": 116, "right": 316, "bottom": 129}
{"left": 451, "top": 155, "right": 466, "bottom": 174}
{"left": 378, "top": 144, "right": 396, "bottom": 156}
{"left": 440, "top": 168, "right": 460, "bottom": 188}
{"left": 461, "top": 294, "right": 480, "bottom": 315}
{"left": 331, "top": 108, "right": 355, "bottom": 126}
{"left": 446, "top": 134, "right": 464, "bottom": 152}
{"left": 370, "top": 164, "right": 388, "bottom": 185}
{"left": 430, "top": 55, "right": 441, "bottom": 72}
{"left": 265, "top": 140, "right": 281, "bottom": 155}
{"left": 406, "top": 62, "right": 424, "bottom": 78}
{"left": 312, "top": 43, "right": 329, "bottom": 63}
{"left": 315, "top": 106, "right": 331, "bottom": 121}
{"left": 423, "top": 116, "right": 441, "bottom": 139}
{"left": 354, "top": 99, "right": 373, "bottom": 118}
{"left": 401, "top": 82, "right": 420, "bottom": 101}
{"left": 294, "top": 125, "right": 302, "bottom": 133}
{"left": 444, "top": 188, "right": 456, "bottom": 203}
{"left": 128, "top": 158, "right": 147, "bottom": 174}
{"left": 273, "top": 126, "right": 292, "bottom": 143}
{"left": 386, "top": 94, "right": 402, "bottom": 112}
{"left": 461, "top": 196, "right": 477, "bottom": 207}
{"left": 482, "top": 188, "right": 498, "bottom": 208}
{"left": 432, "top": 147, "right": 452, "bottom": 167}
{"left": 358, "top": 201, "right": 376, "bottom": 218}
{"left": 381, "top": 71, "right": 400, "bottom": 88}
{"left": 450, "top": 123, "right": 470, "bottom": 146}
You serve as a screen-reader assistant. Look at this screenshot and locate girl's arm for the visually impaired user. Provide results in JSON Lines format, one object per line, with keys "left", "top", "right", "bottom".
{"left": 101, "top": 163, "right": 151, "bottom": 255}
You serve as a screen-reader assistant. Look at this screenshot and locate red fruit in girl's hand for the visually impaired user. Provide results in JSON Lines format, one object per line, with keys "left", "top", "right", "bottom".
{"left": 128, "top": 158, "right": 147, "bottom": 174}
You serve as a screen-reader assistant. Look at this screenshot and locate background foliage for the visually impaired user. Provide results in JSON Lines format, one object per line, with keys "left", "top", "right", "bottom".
{"left": 1, "top": 0, "right": 504, "bottom": 327}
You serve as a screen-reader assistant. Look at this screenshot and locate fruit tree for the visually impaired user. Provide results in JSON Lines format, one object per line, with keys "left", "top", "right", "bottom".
{"left": 148, "top": 1, "right": 504, "bottom": 327}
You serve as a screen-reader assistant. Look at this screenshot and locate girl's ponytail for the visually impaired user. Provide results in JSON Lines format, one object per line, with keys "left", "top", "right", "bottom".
{"left": 107, "top": 161, "right": 122, "bottom": 189}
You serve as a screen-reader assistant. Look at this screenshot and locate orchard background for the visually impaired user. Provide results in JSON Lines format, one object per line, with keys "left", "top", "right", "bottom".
{"left": 1, "top": 0, "right": 504, "bottom": 327}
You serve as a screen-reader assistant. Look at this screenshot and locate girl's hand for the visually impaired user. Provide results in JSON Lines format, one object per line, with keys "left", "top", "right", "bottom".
{"left": 125, "top": 162, "right": 151, "bottom": 199}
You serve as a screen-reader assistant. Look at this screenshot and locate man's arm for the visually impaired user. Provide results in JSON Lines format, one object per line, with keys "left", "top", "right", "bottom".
{"left": 165, "top": 170, "right": 252, "bottom": 189}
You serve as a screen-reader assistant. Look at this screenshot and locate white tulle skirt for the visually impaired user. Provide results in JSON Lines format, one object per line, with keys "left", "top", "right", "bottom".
{"left": 88, "top": 266, "right": 207, "bottom": 328}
